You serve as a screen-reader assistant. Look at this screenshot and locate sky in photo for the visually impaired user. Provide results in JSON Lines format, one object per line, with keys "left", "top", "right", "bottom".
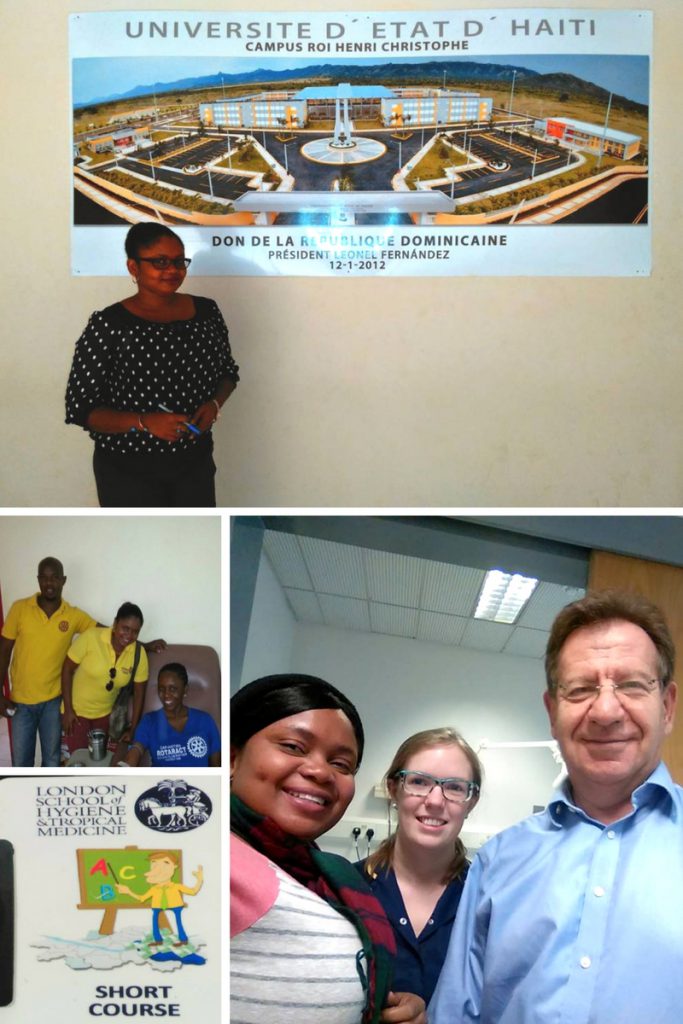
{"left": 73, "top": 54, "right": 649, "bottom": 108}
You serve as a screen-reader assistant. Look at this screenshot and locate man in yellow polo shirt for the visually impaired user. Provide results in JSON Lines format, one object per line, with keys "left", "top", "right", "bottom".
{"left": 0, "top": 557, "right": 97, "bottom": 766}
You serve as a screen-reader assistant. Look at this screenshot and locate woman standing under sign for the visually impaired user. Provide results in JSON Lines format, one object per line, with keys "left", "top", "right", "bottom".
{"left": 65, "top": 222, "right": 239, "bottom": 507}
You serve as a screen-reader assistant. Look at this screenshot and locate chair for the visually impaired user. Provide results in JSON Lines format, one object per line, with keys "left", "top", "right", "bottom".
{"left": 142, "top": 644, "right": 221, "bottom": 724}
{"left": 126, "top": 644, "right": 221, "bottom": 764}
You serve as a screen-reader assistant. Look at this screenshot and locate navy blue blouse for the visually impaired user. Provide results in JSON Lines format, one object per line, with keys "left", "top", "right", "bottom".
{"left": 357, "top": 860, "right": 468, "bottom": 1005}
{"left": 65, "top": 296, "right": 239, "bottom": 457}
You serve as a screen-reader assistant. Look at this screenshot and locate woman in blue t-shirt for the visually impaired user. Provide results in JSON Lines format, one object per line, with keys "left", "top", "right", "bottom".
{"left": 124, "top": 662, "right": 221, "bottom": 767}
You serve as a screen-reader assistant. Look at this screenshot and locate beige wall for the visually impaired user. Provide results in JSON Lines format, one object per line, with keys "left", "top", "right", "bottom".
{"left": 1, "top": 0, "right": 682, "bottom": 508}
{"left": 0, "top": 515, "right": 222, "bottom": 653}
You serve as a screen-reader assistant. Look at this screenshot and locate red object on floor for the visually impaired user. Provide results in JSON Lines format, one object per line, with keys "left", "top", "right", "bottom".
{"left": 0, "top": 585, "right": 13, "bottom": 762}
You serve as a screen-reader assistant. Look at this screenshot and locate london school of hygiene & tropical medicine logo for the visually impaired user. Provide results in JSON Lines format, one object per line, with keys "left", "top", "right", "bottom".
{"left": 134, "top": 780, "right": 212, "bottom": 834}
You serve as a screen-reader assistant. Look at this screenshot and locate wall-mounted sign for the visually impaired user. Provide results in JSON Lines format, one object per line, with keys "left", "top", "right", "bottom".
{"left": 70, "top": 9, "right": 651, "bottom": 276}
{"left": 0, "top": 775, "right": 220, "bottom": 1021}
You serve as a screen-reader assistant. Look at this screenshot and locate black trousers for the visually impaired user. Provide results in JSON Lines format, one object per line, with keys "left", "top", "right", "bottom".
{"left": 93, "top": 441, "right": 217, "bottom": 508}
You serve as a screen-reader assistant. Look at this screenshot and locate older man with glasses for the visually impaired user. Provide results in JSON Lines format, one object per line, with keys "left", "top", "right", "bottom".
{"left": 430, "top": 589, "right": 682, "bottom": 1024}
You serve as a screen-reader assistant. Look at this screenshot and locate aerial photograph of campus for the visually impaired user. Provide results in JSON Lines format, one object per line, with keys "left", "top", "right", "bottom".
{"left": 72, "top": 54, "right": 649, "bottom": 228}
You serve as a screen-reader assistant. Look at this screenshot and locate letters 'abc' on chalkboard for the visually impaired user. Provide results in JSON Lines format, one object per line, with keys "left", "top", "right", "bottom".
{"left": 77, "top": 845, "right": 185, "bottom": 935}
{"left": 77, "top": 846, "right": 184, "bottom": 909}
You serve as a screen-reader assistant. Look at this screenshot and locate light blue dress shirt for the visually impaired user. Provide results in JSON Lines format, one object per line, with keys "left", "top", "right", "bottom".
{"left": 429, "top": 762, "right": 683, "bottom": 1024}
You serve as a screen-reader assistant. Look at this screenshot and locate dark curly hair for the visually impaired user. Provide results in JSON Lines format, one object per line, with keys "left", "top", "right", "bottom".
{"left": 125, "top": 222, "right": 183, "bottom": 259}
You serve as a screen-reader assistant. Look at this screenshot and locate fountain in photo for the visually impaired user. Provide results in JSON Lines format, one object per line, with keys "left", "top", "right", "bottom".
{"left": 301, "top": 83, "right": 386, "bottom": 166}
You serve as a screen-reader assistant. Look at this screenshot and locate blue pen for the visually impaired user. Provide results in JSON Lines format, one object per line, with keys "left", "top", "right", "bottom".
{"left": 158, "top": 403, "right": 202, "bottom": 435}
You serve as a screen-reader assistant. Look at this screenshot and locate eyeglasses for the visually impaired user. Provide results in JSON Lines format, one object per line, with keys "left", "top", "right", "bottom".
{"left": 557, "top": 678, "right": 661, "bottom": 705}
{"left": 394, "top": 770, "right": 479, "bottom": 803}
{"left": 105, "top": 668, "right": 116, "bottom": 692}
{"left": 136, "top": 257, "right": 191, "bottom": 270}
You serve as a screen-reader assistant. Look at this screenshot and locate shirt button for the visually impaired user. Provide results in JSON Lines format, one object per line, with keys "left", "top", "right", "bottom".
{"left": 399, "top": 917, "right": 408, "bottom": 926}
{"left": 593, "top": 886, "right": 605, "bottom": 898}
{"left": 607, "top": 830, "right": 616, "bottom": 839}
{"left": 580, "top": 956, "right": 592, "bottom": 969}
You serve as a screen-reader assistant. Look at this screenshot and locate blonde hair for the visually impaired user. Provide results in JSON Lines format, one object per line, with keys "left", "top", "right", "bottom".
{"left": 364, "top": 727, "right": 482, "bottom": 885}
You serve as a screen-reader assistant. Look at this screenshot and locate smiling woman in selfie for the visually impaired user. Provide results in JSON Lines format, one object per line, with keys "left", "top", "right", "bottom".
{"left": 65, "top": 222, "right": 239, "bottom": 507}
{"left": 231, "top": 674, "right": 427, "bottom": 1024}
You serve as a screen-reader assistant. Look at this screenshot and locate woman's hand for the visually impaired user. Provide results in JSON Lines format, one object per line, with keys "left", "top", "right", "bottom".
{"left": 61, "top": 708, "right": 78, "bottom": 736}
{"left": 141, "top": 412, "right": 192, "bottom": 442}
{"left": 380, "top": 991, "right": 427, "bottom": 1024}
{"left": 144, "top": 639, "right": 167, "bottom": 654}
{"left": 190, "top": 401, "right": 219, "bottom": 433}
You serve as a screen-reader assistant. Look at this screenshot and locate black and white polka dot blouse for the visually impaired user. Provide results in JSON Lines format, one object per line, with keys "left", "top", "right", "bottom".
{"left": 65, "top": 296, "right": 239, "bottom": 457}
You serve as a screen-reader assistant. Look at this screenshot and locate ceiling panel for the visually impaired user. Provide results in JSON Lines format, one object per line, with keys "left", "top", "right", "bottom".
{"left": 503, "top": 626, "right": 549, "bottom": 659}
{"left": 461, "top": 618, "right": 515, "bottom": 653}
{"left": 263, "top": 528, "right": 585, "bottom": 659}
{"left": 262, "top": 531, "right": 311, "bottom": 589}
{"left": 517, "top": 582, "right": 585, "bottom": 630}
{"left": 317, "top": 593, "right": 371, "bottom": 631}
{"left": 284, "top": 588, "right": 324, "bottom": 624}
{"left": 300, "top": 537, "right": 367, "bottom": 598}
{"left": 417, "top": 610, "right": 469, "bottom": 645}
{"left": 421, "top": 561, "right": 485, "bottom": 616}
{"left": 366, "top": 549, "right": 423, "bottom": 606}
{"left": 370, "top": 601, "right": 419, "bottom": 638}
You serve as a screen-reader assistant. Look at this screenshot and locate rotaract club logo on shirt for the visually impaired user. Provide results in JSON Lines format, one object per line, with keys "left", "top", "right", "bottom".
{"left": 59, "top": 620, "right": 69, "bottom": 632}
{"left": 134, "top": 780, "right": 212, "bottom": 834}
{"left": 187, "top": 735, "right": 208, "bottom": 759}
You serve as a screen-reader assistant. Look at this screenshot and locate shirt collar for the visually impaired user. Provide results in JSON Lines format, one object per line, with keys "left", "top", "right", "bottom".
{"left": 31, "top": 593, "right": 66, "bottom": 616}
{"left": 632, "top": 761, "right": 678, "bottom": 819}
{"left": 547, "top": 761, "right": 676, "bottom": 825}
{"left": 101, "top": 627, "right": 116, "bottom": 655}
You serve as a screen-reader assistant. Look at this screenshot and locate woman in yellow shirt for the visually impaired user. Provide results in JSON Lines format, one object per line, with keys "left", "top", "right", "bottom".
{"left": 61, "top": 601, "right": 150, "bottom": 759}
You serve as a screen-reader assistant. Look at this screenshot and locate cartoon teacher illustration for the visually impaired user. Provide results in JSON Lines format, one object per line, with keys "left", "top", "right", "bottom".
{"left": 116, "top": 850, "right": 203, "bottom": 947}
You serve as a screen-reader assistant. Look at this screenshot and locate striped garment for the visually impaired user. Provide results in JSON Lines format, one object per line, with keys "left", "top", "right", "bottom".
{"left": 230, "top": 795, "right": 395, "bottom": 1023}
{"left": 231, "top": 854, "right": 366, "bottom": 1023}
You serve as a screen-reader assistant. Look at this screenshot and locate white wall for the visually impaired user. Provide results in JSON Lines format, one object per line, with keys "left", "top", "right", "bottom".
{"left": 238, "top": 553, "right": 559, "bottom": 855}
{"left": 2, "top": 0, "right": 683, "bottom": 507}
{"left": 240, "top": 552, "right": 296, "bottom": 685}
{"left": 0, "top": 516, "right": 221, "bottom": 653}
{"left": 293, "top": 624, "right": 555, "bottom": 856}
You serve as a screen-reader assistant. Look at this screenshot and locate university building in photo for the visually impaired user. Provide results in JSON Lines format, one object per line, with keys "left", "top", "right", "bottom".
{"left": 83, "top": 126, "right": 152, "bottom": 155}
{"left": 544, "top": 117, "right": 641, "bottom": 160}
{"left": 199, "top": 83, "right": 493, "bottom": 130}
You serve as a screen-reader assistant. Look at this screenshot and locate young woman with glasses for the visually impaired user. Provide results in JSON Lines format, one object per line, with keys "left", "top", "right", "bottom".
{"left": 65, "top": 222, "right": 239, "bottom": 506}
{"left": 358, "top": 728, "right": 482, "bottom": 1006}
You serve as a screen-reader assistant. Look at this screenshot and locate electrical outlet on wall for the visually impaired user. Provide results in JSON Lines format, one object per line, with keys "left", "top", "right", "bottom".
{"left": 325, "top": 818, "right": 387, "bottom": 841}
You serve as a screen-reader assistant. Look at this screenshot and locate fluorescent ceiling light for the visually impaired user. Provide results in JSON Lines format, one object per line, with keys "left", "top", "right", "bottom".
{"left": 474, "top": 569, "right": 539, "bottom": 624}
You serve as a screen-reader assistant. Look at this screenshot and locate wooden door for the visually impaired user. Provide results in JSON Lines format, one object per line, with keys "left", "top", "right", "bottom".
{"left": 589, "top": 550, "right": 683, "bottom": 783}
